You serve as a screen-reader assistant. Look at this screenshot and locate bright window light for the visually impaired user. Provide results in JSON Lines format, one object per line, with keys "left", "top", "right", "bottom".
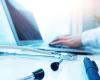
{"left": 0, "top": 1, "right": 16, "bottom": 45}
{"left": 15, "top": 0, "right": 72, "bottom": 42}
{"left": 0, "top": 0, "right": 96, "bottom": 45}
{"left": 15, "top": 0, "right": 95, "bottom": 41}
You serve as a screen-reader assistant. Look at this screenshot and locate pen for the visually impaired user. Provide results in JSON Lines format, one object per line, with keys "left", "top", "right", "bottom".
{"left": 84, "top": 57, "right": 100, "bottom": 80}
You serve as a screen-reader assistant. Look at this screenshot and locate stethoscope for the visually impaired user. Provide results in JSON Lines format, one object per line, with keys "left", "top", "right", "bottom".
{"left": 1, "top": 52, "right": 76, "bottom": 80}
{"left": 19, "top": 53, "right": 76, "bottom": 80}
{"left": 0, "top": 46, "right": 77, "bottom": 80}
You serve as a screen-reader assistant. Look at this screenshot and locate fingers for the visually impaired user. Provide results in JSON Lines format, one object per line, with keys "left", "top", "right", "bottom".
{"left": 50, "top": 39, "right": 66, "bottom": 45}
{"left": 50, "top": 37, "right": 77, "bottom": 48}
{"left": 50, "top": 35, "right": 81, "bottom": 48}
{"left": 50, "top": 39, "right": 73, "bottom": 46}
{"left": 51, "top": 35, "right": 71, "bottom": 43}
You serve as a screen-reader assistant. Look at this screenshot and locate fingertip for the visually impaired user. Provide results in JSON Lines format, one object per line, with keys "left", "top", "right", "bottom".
{"left": 49, "top": 42, "right": 55, "bottom": 45}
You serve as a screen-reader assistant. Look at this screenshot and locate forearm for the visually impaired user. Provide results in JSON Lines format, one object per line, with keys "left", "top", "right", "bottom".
{"left": 81, "top": 27, "right": 100, "bottom": 48}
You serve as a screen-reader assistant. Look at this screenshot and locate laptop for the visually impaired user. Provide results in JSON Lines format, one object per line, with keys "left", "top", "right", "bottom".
{"left": 1, "top": 0, "right": 94, "bottom": 54}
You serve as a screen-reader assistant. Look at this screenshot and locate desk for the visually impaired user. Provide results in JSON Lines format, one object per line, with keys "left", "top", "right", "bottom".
{"left": 0, "top": 48, "right": 100, "bottom": 80}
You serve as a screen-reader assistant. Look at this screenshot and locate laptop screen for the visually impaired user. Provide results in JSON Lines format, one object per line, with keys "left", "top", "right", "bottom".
{"left": 4, "top": 0, "right": 43, "bottom": 42}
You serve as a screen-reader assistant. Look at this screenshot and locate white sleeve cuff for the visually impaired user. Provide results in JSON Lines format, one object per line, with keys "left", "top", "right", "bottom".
{"left": 81, "top": 27, "right": 100, "bottom": 48}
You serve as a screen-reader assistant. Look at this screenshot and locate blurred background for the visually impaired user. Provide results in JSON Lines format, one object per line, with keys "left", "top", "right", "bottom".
{"left": 0, "top": 0, "right": 100, "bottom": 45}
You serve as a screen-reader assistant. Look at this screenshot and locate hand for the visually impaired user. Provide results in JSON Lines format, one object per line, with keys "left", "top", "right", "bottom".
{"left": 50, "top": 35, "right": 82, "bottom": 48}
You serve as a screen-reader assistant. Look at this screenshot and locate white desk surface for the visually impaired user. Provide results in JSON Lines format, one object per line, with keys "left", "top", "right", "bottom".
{"left": 0, "top": 48, "right": 100, "bottom": 80}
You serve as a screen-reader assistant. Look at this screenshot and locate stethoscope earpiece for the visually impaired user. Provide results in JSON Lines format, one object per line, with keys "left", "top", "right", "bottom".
{"left": 33, "top": 68, "right": 45, "bottom": 79}
{"left": 51, "top": 62, "right": 60, "bottom": 71}
{"left": 51, "top": 58, "right": 63, "bottom": 71}
{"left": 22, "top": 68, "right": 44, "bottom": 80}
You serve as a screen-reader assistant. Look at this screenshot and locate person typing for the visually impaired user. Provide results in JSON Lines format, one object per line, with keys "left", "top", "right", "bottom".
{"left": 50, "top": 27, "right": 100, "bottom": 49}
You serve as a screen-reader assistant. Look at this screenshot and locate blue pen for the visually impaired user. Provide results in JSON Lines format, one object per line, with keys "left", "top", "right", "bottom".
{"left": 84, "top": 57, "right": 100, "bottom": 80}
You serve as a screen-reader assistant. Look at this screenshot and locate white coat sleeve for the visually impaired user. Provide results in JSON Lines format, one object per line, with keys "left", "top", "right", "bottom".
{"left": 81, "top": 27, "right": 100, "bottom": 48}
